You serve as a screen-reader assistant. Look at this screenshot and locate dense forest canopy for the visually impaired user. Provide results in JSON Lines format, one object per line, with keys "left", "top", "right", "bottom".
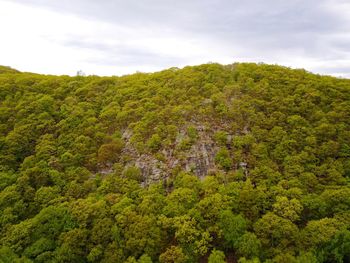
{"left": 0, "top": 63, "right": 350, "bottom": 262}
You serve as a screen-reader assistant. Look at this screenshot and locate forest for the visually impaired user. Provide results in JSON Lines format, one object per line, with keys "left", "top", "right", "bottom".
{"left": 0, "top": 62, "right": 350, "bottom": 262}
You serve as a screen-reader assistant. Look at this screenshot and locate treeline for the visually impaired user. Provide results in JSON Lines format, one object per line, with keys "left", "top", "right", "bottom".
{"left": 0, "top": 63, "right": 350, "bottom": 262}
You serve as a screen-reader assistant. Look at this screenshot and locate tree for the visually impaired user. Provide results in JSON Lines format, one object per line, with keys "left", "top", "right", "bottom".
{"left": 254, "top": 212, "right": 298, "bottom": 251}
{"left": 147, "top": 134, "right": 162, "bottom": 152}
{"left": 236, "top": 232, "right": 261, "bottom": 259}
{"left": 215, "top": 147, "right": 232, "bottom": 171}
{"left": 164, "top": 188, "right": 198, "bottom": 216}
{"left": 138, "top": 254, "right": 153, "bottom": 263}
{"left": 300, "top": 218, "right": 345, "bottom": 249}
{"left": 317, "top": 230, "right": 350, "bottom": 263}
{"left": 218, "top": 210, "right": 247, "bottom": 249}
{"left": 159, "top": 246, "right": 187, "bottom": 263}
{"left": 123, "top": 166, "right": 143, "bottom": 182}
{"left": 208, "top": 249, "right": 225, "bottom": 263}
{"left": 272, "top": 196, "right": 302, "bottom": 222}
{"left": 97, "top": 139, "right": 124, "bottom": 167}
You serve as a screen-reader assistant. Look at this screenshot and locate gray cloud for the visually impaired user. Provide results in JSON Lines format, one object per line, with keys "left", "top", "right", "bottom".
{"left": 62, "top": 38, "right": 185, "bottom": 66}
{"left": 7, "top": 0, "right": 350, "bottom": 77}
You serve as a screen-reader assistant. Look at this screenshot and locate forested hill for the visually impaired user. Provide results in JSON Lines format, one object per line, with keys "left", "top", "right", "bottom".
{"left": 0, "top": 63, "right": 350, "bottom": 263}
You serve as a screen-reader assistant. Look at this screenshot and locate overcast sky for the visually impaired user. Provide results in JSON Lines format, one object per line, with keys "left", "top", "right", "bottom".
{"left": 0, "top": 0, "right": 349, "bottom": 77}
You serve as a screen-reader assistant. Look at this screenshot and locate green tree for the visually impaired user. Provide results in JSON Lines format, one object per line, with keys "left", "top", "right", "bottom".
{"left": 237, "top": 232, "right": 261, "bottom": 259}
{"left": 97, "top": 139, "right": 124, "bottom": 167}
{"left": 159, "top": 246, "right": 187, "bottom": 263}
{"left": 218, "top": 210, "right": 247, "bottom": 249}
{"left": 215, "top": 147, "right": 232, "bottom": 171}
{"left": 208, "top": 249, "right": 225, "bottom": 263}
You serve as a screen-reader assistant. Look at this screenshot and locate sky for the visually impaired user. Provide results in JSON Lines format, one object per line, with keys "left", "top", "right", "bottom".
{"left": 0, "top": 0, "right": 350, "bottom": 77}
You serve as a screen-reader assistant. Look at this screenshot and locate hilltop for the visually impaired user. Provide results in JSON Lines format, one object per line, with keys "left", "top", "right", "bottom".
{"left": 0, "top": 65, "right": 20, "bottom": 74}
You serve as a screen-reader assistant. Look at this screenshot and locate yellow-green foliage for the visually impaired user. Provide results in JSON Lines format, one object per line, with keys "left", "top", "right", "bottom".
{"left": 0, "top": 63, "right": 350, "bottom": 262}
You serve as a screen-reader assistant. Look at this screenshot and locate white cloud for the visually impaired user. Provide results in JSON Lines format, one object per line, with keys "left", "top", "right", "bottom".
{"left": 0, "top": 1, "right": 233, "bottom": 75}
{"left": 0, "top": 1, "right": 109, "bottom": 75}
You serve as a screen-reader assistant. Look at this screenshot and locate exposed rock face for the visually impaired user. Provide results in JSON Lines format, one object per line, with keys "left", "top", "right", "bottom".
{"left": 97, "top": 122, "right": 246, "bottom": 184}
{"left": 121, "top": 129, "right": 168, "bottom": 184}
{"left": 116, "top": 123, "right": 224, "bottom": 184}
{"left": 135, "top": 154, "right": 167, "bottom": 184}
{"left": 183, "top": 127, "right": 217, "bottom": 179}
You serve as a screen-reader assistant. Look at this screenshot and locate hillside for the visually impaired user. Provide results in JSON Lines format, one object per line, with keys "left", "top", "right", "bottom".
{"left": 0, "top": 63, "right": 350, "bottom": 262}
{"left": 0, "top": 66, "right": 20, "bottom": 74}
